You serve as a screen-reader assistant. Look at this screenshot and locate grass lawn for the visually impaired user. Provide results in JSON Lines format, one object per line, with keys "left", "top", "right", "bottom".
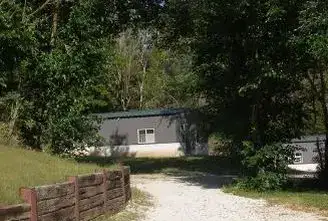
{"left": 0, "top": 145, "right": 110, "bottom": 205}
{"left": 3, "top": 144, "right": 328, "bottom": 217}
{"left": 0, "top": 145, "right": 154, "bottom": 221}
{"left": 224, "top": 186, "right": 328, "bottom": 216}
{"left": 0, "top": 144, "right": 239, "bottom": 205}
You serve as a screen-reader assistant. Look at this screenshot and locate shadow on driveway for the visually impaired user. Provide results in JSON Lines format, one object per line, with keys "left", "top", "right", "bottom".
{"left": 132, "top": 170, "right": 237, "bottom": 189}
{"left": 76, "top": 155, "right": 325, "bottom": 191}
{"left": 166, "top": 171, "right": 237, "bottom": 189}
{"left": 76, "top": 155, "right": 241, "bottom": 175}
{"left": 76, "top": 155, "right": 240, "bottom": 189}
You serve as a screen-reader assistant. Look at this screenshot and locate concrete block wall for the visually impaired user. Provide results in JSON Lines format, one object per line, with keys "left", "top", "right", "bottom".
{"left": 0, "top": 167, "right": 131, "bottom": 221}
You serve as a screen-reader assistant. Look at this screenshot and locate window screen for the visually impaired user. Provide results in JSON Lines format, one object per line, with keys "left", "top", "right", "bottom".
{"left": 138, "top": 128, "right": 155, "bottom": 144}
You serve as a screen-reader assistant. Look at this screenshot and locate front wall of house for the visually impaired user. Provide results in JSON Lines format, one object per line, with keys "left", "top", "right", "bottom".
{"left": 291, "top": 135, "right": 325, "bottom": 165}
{"left": 93, "top": 113, "right": 208, "bottom": 157}
{"left": 99, "top": 115, "right": 179, "bottom": 145}
{"left": 292, "top": 142, "right": 318, "bottom": 164}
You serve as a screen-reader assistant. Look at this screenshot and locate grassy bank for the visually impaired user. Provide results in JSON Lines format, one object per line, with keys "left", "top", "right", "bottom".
{"left": 100, "top": 187, "right": 153, "bottom": 221}
{"left": 0, "top": 145, "right": 107, "bottom": 204}
{"left": 224, "top": 186, "right": 328, "bottom": 216}
{"left": 0, "top": 145, "right": 239, "bottom": 205}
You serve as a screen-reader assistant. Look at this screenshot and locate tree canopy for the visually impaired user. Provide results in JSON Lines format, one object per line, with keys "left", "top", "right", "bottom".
{"left": 158, "top": 0, "right": 328, "bottom": 188}
{"left": 2, "top": 0, "right": 328, "bottom": 189}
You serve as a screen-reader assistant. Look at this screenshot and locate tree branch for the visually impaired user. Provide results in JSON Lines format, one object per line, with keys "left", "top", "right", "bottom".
{"left": 50, "top": 0, "right": 60, "bottom": 47}
{"left": 27, "top": 0, "right": 53, "bottom": 19}
{"left": 306, "top": 71, "right": 319, "bottom": 95}
{"left": 22, "top": 0, "right": 27, "bottom": 22}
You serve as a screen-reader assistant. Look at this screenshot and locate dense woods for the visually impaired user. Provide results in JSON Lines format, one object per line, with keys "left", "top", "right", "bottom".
{"left": 1, "top": 0, "right": 328, "bottom": 189}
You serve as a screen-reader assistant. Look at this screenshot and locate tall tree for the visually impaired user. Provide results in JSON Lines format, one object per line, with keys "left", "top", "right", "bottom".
{"left": 294, "top": 0, "right": 328, "bottom": 181}
{"left": 0, "top": 0, "right": 164, "bottom": 152}
{"left": 0, "top": 0, "right": 37, "bottom": 141}
{"left": 159, "top": 0, "right": 308, "bottom": 189}
{"left": 103, "top": 28, "right": 199, "bottom": 111}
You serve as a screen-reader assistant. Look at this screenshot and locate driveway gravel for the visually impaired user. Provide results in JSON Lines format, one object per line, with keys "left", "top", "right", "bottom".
{"left": 132, "top": 174, "right": 326, "bottom": 221}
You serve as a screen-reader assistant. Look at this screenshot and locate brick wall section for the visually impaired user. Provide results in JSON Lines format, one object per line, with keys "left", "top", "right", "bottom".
{"left": 0, "top": 166, "right": 131, "bottom": 221}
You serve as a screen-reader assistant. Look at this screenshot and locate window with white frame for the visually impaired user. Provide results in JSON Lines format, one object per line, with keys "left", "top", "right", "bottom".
{"left": 137, "top": 128, "right": 155, "bottom": 144}
{"left": 294, "top": 152, "right": 303, "bottom": 163}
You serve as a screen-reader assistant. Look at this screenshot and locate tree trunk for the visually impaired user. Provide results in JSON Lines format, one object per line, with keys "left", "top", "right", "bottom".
{"left": 139, "top": 64, "right": 147, "bottom": 108}
{"left": 8, "top": 98, "right": 20, "bottom": 138}
{"left": 312, "top": 78, "right": 317, "bottom": 130}
{"left": 50, "top": 0, "right": 60, "bottom": 47}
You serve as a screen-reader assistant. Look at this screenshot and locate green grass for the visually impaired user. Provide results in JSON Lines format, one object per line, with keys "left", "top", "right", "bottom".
{"left": 224, "top": 186, "right": 328, "bottom": 216}
{"left": 4, "top": 144, "right": 327, "bottom": 217}
{"left": 0, "top": 144, "right": 239, "bottom": 205}
{"left": 0, "top": 145, "right": 153, "bottom": 220}
{"left": 98, "top": 188, "right": 153, "bottom": 221}
{"left": 0, "top": 145, "right": 108, "bottom": 205}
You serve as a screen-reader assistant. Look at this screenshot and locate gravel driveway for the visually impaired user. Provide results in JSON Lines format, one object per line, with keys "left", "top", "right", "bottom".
{"left": 132, "top": 173, "right": 326, "bottom": 221}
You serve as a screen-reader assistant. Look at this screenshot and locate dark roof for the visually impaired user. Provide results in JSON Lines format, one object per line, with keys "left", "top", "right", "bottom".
{"left": 95, "top": 108, "right": 188, "bottom": 119}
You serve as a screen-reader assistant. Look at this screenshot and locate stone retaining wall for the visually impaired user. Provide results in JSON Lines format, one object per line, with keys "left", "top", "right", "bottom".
{"left": 0, "top": 167, "right": 131, "bottom": 221}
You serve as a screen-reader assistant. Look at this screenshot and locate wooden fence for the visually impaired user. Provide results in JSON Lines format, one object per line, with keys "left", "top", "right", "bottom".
{"left": 0, "top": 166, "right": 131, "bottom": 221}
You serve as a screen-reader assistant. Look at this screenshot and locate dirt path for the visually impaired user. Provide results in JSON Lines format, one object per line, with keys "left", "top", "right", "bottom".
{"left": 131, "top": 173, "right": 326, "bottom": 221}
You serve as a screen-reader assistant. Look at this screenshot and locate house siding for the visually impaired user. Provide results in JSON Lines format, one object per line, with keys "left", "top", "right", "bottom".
{"left": 91, "top": 110, "right": 208, "bottom": 157}
{"left": 99, "top": 115, "right": 179, "bottom": 145}
{"left": 290, "top": 135, "right": 325, "bottom": 165}
{"left": 292, "top": 141, "right": 319, "bottom": 164}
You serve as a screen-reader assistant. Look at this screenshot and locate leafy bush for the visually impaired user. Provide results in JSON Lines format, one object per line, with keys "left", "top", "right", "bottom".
{"left": 208, "top": 133, "right": 234, "bottom": 156}
{"left": 235, "top": 171, "right": 288, "bottom": 191}
{"left": 44, "top": 115, "right": 102, "bottom": 155}
{"left": 236, "top": 141, "right": 295, "bottom": 191}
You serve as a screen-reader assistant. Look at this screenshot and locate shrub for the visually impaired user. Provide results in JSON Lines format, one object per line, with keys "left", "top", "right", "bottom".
{"left": 44, "top": 114, "right": 103, "bottom": 156}
{"left": 235, "top": 171, "right": 288, "bottom": 191}
{"left": 208, "top": 133, "right": 234, "bottom": 156}
{"left": 236, "top": 141, "right": 295, "bottom": 191}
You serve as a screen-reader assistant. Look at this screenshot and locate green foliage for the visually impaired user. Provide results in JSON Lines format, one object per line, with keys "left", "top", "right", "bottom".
{"left": 3, "top": 0, "right": 328, "bottom": 191}
{"left": 208, "top": 133, "right": 234, "bottom": 156}
{"left": 0, "top": 0, "right": 197, "bottom": 154}
{"left": 235, "top": 171, "right": 288, "bottom": 191}
{"left": 160, "top": 0, "right": 309, "bottom": 142}
{"left": 13, "top": 0, "right": 114, "bottom": 152}
{"left": 159, "top": 0, "right": 313, "bottom": 189}
{"left": 103, "top": 28, "right": 199, "bottom": 111}
{"left": 293, "top": 0, "right": 328, "bottom": 182}
{"left": 241, "top": 142, "right": 295, "bottom": 176}
{"left": 0, "top": 0, "right": 166, "bottom": 154}
{"left": 0, "top": 1, "right": 36, "bottom": 87}
{"left": 236, "top": 142, "right": 295, "bottom": 190}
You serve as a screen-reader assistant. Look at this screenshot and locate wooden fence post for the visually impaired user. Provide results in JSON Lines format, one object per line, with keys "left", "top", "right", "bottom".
{"left": 102, "top": 169, "right": 108, "bottom": 213}
{"left": 20, "top": 188, "right": 37, "bottom": 221}
{"left": 120, "top": 166, "right": 127, "bottom": 204}
{"left": 68, "top": 176, "right": 80, "bottom": 221}
{"left": 126, "top": 167, "right": 131, "bottom": 202}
